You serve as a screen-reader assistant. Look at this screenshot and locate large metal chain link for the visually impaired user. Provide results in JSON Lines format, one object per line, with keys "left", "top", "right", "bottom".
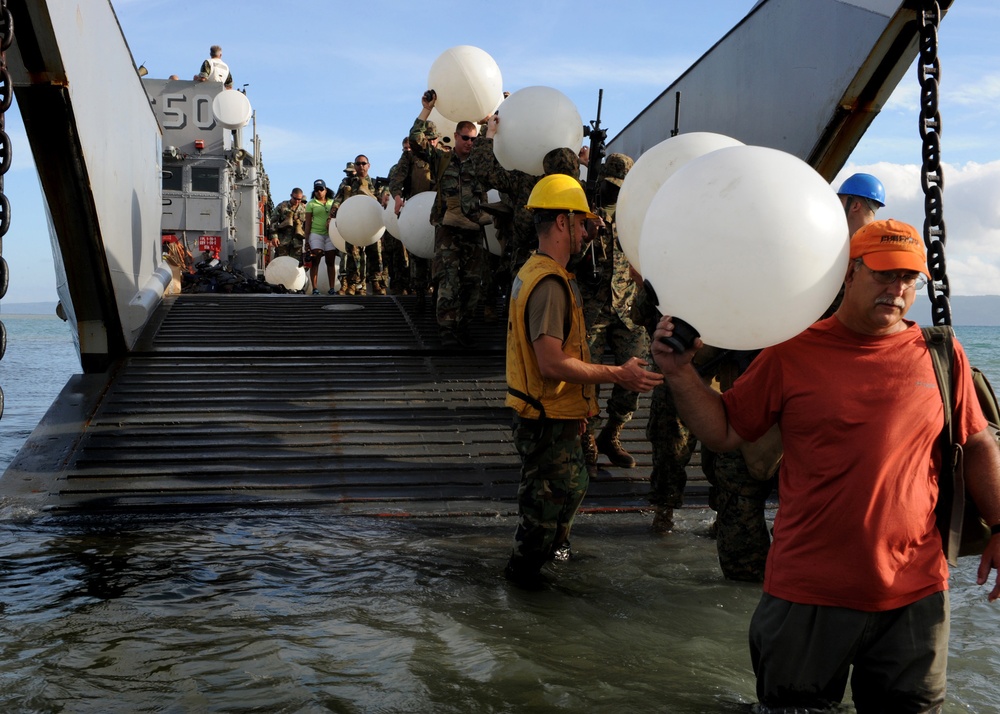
{"left": 918, "top": 0, "right": 950, "bottom": 326}
{"left": 0, "top": 0, "right": 13, "bottom": 421}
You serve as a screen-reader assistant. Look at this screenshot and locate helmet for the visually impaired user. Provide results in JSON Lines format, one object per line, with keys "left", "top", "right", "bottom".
{"left": 601, "top": 153, "right": 634, "bottom": 186}
{"left": 542, "top": 147, "right": 580, "bottom": 177}
{"left": 525, "top": 174, "right": 597, "bottom": 218}
{"left": 836, "top": 173, "right": 885, "bottom": 207}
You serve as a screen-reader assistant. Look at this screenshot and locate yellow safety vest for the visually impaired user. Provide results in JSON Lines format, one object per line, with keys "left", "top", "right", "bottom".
{"left": 506, "top": 253, "right": 597, "bottom": 420}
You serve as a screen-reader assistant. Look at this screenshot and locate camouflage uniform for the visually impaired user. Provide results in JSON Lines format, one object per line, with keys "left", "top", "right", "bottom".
{"left": 507, "top": 416, "right": 589, "bottom": 579}
{"left": 331, "top": 174, "right": 389, "bottom": 294}
{"left": 634, "top": 284, "right": 699, "bottom": 512}
{"left": 389, "top": 137, "right": 438, "bottom": 297}
{"left": 577, "top": 154, "right": 650, "bottom": 469}
{"left": 410, "top": 117, "right": 486, "bottom": 340}
{"left": 698, "top": 348, "right": 776, "bottom": 582}
{"left": 269, "top": 198, "right": 308, "bottom": 260}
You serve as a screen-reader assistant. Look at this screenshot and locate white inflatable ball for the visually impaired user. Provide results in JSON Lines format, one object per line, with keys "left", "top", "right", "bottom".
{"left": 335, "top": 194, "right": 386, "bottom": 247}
{"left": 493, "top": 86, "right": 583, "bottom": 176}
{"left": 328, "top": 221, "right": 348, "bottom": 253}
{"left": 638, "top": 145, "right": 849, "bottom": 351}
{"left": 428, "top": 45, "right": 503, "bottom": 123}
{"left": 397, "top": 191, "right": 437, "bottom": 260}
{"left": 315, "top": 256, "right": 340, "bottom": 293}
{"left": 618, "top": 132, "right": 744, "bottom": 275}
{"left": 383, "top": 200, "right": 401, "bottom": 237}
{"left": 484, "top": 189, "right": 502, "bottom": 256}
{"left": 263, "top": 256, "right": 306, "bottom": 291}
{"left": 212, "top": 90, "right": 252, "bottom": 129}
{"left": 428, "top": 107, "right": 458, "bottom": 146}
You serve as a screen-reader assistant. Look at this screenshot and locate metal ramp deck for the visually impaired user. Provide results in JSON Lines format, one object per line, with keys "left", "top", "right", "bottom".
{"left": 2, "top": 294, "right": 708, "bottom": 516}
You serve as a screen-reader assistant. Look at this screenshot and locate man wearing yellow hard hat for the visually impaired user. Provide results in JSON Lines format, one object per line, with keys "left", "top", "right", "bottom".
{"left": 503, "top": 174, "right": 662, "bottom": 589}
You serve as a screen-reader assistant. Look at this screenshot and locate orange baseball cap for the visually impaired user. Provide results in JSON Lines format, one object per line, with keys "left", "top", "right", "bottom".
{"left": 850, "top": 218, "right": 928, "bottom": 276}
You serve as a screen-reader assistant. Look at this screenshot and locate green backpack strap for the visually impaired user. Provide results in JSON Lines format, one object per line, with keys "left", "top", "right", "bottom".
{"left": 921, "top": 325, "right": 966, "bottom": 565}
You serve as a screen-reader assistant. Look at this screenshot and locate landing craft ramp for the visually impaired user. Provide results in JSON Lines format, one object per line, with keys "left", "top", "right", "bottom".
{"left": 2, "top": 296, "right": 703, "bottom": 516}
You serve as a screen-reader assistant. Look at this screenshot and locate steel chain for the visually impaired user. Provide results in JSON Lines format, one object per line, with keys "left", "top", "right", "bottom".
{"left": 0, "top": 0, "right": 11, "bottom": 420}
{"left": 918, "top": 0, "right": 950, "bottom": 326}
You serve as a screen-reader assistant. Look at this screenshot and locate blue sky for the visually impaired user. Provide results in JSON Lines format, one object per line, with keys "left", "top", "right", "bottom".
{"left": 2, "top": 0, "right": 998, "bottom": 304}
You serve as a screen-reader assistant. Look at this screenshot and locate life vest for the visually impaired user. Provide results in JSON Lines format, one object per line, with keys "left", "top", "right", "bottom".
{"left": 206, "top": 58, "right": 230, "bottom": 84}
{"left": 506, "top": 253, "right": 597, "bottom": 420}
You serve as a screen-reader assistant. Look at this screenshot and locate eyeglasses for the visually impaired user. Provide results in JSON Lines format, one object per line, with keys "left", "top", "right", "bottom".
{"left": 355, "top": 161, "right": 368, "bottom": 166}
{"left": 291, "top": 196, "right": 303, "bottom": 202}
{"left": 456, "top": 134, "right": 476, "bottom": 142}
{"left": 861, "top": 263, "right": 927, "bottom": 290}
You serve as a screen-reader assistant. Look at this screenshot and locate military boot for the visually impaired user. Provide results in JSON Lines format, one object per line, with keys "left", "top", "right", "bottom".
{"left": 651, "top": 506, "right": 674, "bottom": 534}
{"left": 596, "top": 419, "right": 636, "bottom": 468}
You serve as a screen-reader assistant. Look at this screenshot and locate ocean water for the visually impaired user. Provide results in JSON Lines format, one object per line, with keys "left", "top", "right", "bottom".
{"left": 0, "top": 315, "right": 999, "bottom": 712}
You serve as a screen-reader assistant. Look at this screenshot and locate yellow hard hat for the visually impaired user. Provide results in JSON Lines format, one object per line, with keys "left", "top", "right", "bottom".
{"left": 525, "top": 174, "right": 597, "bottom": 219}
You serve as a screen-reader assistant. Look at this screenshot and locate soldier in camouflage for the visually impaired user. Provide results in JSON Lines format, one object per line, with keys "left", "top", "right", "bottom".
{"left": 576, "top": 153, "right": 651, "bottom": 472}
{"left": 269, "top": 188, "right": 308, "bottom": 263}
{"left": 633, "top": 283, "right": 699, "bottom": 533}
{"left": 331, "top": 154, "right": 390, "bottom": 295}
{"left": 410, "top": 91, "right": 488, "bottom": 347}
{"left": 389, "top": 133, "right": 438, "bottom": 300}
{"left": 698, "top": 348, "right": 777, "bottom": 582}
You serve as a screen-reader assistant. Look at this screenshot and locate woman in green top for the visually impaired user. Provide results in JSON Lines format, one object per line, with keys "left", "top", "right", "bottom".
{"left": 303, "top": 179, "right": 337, "bottom": 294}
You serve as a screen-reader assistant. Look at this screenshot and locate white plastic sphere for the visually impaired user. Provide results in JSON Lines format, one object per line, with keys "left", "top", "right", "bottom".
{"left": 335, "top": 194, "right": 386, "bottom": 247}
{"left": 493, "top": 86, "right": 583, "bottom": 175}
{"left": 428, "top": 108, "right": 458, "bottom": 146}
{"left": 212, "top": 90, "right": 252, "bottom": 129}
{"left": 428, "top": 46, "right": 503, "bottom": 123}
{"left": 315, "top": 256, "right": 339, "bottom": 293}
{"left": 383, "top": 201, "right": 401, "bottom": 237}
{"left": 638, "top": 145, "right": 849, "bottom": 350}
{"left": 328, "top": 221, "right": 348, "bottom": 253}
{"left": 397, "top": 191, "right": 437, "bottom": 260}
{"left": 263, "top": 256, "right": 306, "bottom": 291}
{"left": 618, "top": 132, "right": 745, "bottom": 275}
{"left": 484, "top": 189, "right": 502, "bottom": 256}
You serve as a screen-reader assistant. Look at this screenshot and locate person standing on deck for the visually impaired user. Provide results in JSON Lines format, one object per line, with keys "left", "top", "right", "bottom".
{"left": 269, "top": 188, "right": 308, "bottom": 264}
{"left": 504, "top": 174, "right": 663, "bottom": 589}
{"left": 331, "top": 154, "right": 389, "bottom": 296}
{"left": 651, "top": 218, "right": 1000, "bottom": 711}
{"left": 195, "top": 45, "right": 233, "bottom": 89}
{"left": 303, "top": 180, "right": 336, "bottom": 295}
{"left": 409, "top": 90, "right": 489, "bottom": 348}
{"left": 576, "top": 153, "right": 650, "bottom": 473}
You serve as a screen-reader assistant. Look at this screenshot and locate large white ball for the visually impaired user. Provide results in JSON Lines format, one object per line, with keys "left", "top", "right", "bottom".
{"left": 428, "top": 46, "right": 503, "bottom": 123}
{"left": 335, "top": 194, "right": 385, "bottom": 247}
{"left": 638, "top": 145, "right": 849, "bottom": 350}
{"left": 314, "top": 256, "right": 340, "bottom": 293}
{"left": 383, "top": 200, "right": 401, "bottom": 237}
{"left": 493, "top": 86, "right": 583, "bottom": 176}
{"left": 264, "top": 256, "right": 306, "bottom": 291}
{"left": 397, "top": 191, "right": 437, "bottom": 259}
{"left": 325, "top": 220, "right": 348, "bottom": 254}
{"left": 484, "top": 189, "right": 502, "bottom": 256}
{"left": 618, "top": 132, "right": 744, "bottom": 275}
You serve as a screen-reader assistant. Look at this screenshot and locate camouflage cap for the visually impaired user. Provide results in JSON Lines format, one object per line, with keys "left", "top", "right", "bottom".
{"left": 542, "top": 147, "right": 580, "bottom": 177}
{"left": 344, "top": 162, "right": 356, "bottom": 175}
{"left": 424, "top": 121, "right": 438, "bottom": 139}
{"left": 602, "top": 153, "right": 634, "bottom": 186}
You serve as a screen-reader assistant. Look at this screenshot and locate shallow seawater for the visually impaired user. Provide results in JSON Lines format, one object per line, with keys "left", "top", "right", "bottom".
{"left": 0, "top": 508, "right": 997, "bottom": 713}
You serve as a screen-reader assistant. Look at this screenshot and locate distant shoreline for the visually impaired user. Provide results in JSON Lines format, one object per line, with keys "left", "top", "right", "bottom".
{"left": 4, "top": 296, "right": 1000, "bottom": 326}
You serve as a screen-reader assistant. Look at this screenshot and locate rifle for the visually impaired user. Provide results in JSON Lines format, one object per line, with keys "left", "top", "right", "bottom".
{"left": 583, "top": 88, "right": 606, "bottom": 211}
{"left": 581, "top": 89, "right": 607, "bottom": 285}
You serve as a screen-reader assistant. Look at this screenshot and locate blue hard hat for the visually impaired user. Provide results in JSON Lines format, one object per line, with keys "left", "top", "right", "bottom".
{"left": 836, "top": 173, "right": 885, "bottom": 207}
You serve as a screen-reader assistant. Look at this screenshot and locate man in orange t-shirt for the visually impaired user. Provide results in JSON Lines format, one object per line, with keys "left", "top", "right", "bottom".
{"left": 651, "top": 219, "right": 1000, "bottom": 712}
